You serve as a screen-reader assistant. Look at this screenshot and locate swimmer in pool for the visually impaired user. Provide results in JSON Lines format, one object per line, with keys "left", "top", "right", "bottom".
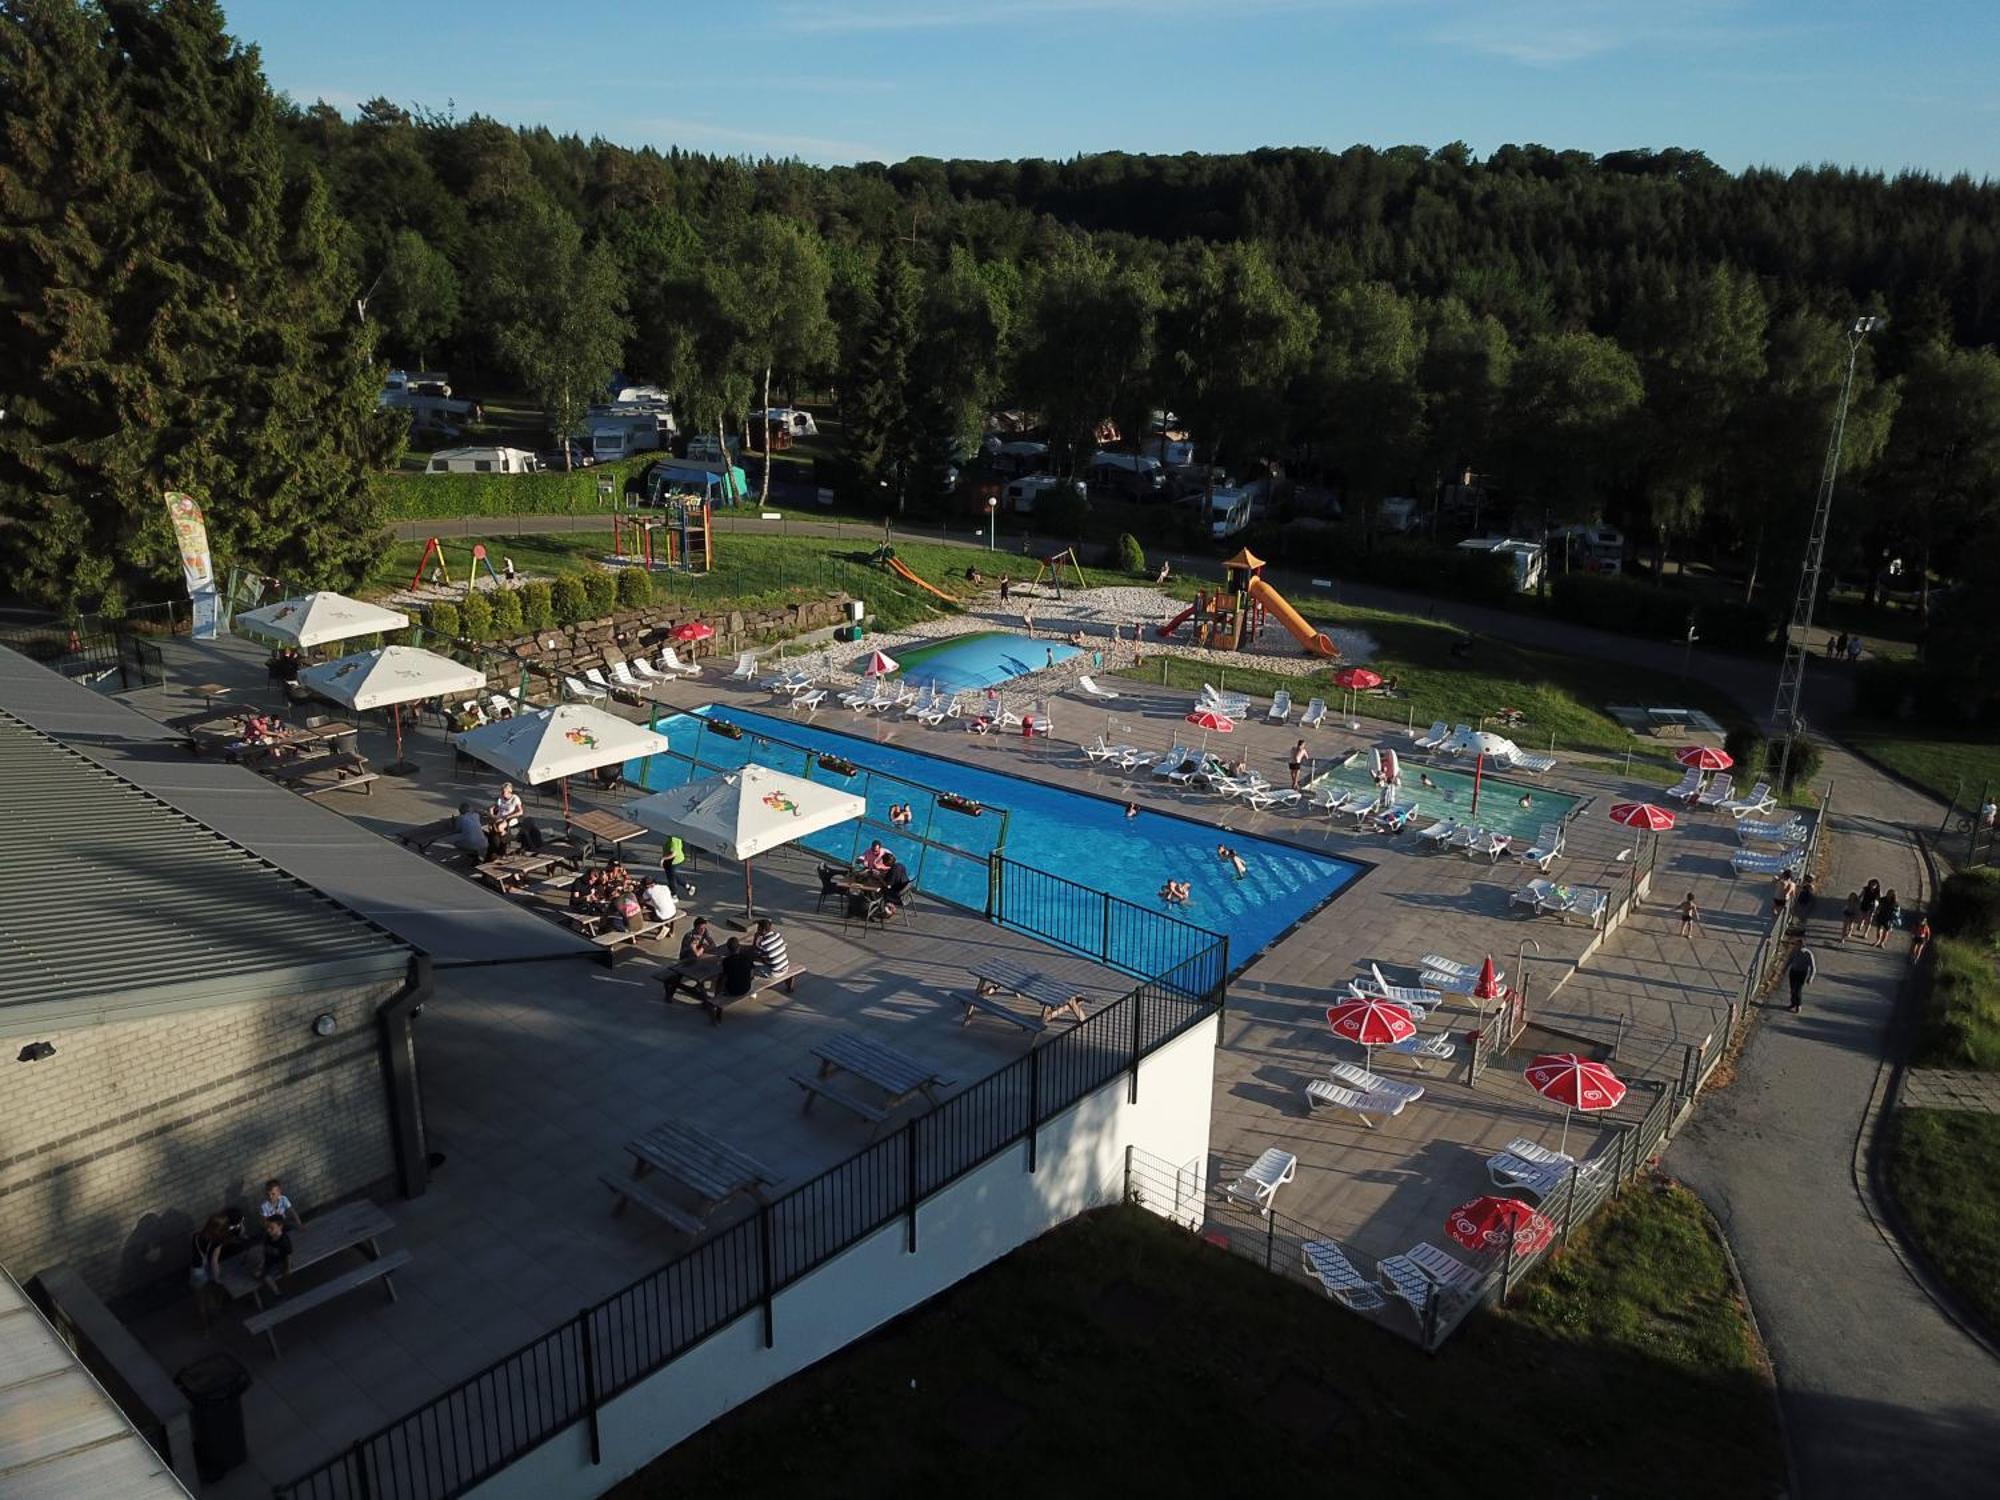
{"left": 1419, "top": 772, "right": 1438, "bottom": 791}
{"left": 1125, "top": 801, "right": 1140, "bottom": 819}
{"left": 1160, "top": 879, "right": 1191, "bottom": 905}
{"left": 1518, "top": 794, "right": 1533, "bottom": 810}
{"left": 1215, "top": 845, "right": 1248, "bottom": 880}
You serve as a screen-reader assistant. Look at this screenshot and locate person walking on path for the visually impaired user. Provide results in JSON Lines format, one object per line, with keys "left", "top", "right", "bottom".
{"left": 1840, "top": 890, "right": 1861, "bottom": 941}
{"left": 1857, "top": 879, "right": 1880, "bottom": 932}
{"left": 1787, "top": 944, "right": 1817, "bottom": 1013}
{"left": 1288, "top": 738, "right": 1308, "bottom": 790}
{"left": 1772, "top": 871, "right": 1796, "bottom": 927}
{"left": 1796, "top": 873, "right": 1817, "bottom": 930}
{"left": 1872, "top": 888, "right": 1900, "bottom": 948}
{"left": 1678, "top": 892, "right": 1703, "bottom": 938}
{"left": 1910, "top": 913, "right": 1932, "bottom": 964}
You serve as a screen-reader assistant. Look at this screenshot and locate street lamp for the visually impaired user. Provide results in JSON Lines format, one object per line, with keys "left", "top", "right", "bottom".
{"left": 986, "top": 495, "right": 997, "bottom": 551}
{"left": 1770, "top": 313, "right": 1884, "bottom": 793}
{"left": 1681, "top": 616, "right": 1699, "bottom": 686}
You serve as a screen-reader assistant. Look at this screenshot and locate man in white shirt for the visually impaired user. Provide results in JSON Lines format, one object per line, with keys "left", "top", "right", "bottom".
{"left": 639, "top": 877, "right": 678, "bottom": 924}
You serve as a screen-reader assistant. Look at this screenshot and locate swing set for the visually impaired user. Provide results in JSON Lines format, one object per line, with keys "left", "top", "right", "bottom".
{"left": 408, "top": 538, "right": 504, "bottom": 593}
{"left": 1030, "top": 547, "right": 1085, "bottom": 595}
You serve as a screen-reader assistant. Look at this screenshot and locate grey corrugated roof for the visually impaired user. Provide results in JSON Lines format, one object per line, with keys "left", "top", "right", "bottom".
{"left": 0, "top": 708, "right": 409, "bottom": 1033}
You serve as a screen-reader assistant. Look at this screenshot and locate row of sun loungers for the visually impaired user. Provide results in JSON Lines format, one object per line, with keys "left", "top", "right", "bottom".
{"left": 1509, "top": 878, "right": 1608, "bottom": 927}
{"left": 1410, "top": 721, "right": 1558, "bottom": 775}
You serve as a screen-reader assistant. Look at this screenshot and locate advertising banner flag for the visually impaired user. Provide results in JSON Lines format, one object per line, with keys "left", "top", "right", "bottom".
{"left": 163, "top": 490, "right": 214, "bottom": 594}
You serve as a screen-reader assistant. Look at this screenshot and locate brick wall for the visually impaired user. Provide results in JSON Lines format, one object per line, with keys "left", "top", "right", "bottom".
{"left": 0, "top": 980, "right": 403, "bottom": 1298}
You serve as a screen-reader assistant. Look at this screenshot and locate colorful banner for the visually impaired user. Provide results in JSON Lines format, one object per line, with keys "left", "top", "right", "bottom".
{"left": 163, "top": 490, "right": 214, "bottom": 595}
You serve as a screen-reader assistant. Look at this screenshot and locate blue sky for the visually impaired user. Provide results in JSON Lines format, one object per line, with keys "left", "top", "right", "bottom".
{"left": 231, "top": 0, "right": 1999, "bottom": 178}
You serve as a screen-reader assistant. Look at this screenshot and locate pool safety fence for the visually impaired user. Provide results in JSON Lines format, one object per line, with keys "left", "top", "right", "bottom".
{"left": 275, "top": 931, "right": 1228, "bottom": 1500}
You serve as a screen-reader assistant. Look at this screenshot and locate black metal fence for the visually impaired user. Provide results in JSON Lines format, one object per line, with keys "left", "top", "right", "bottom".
{"left": 0, "top": 603, "right": 179, "bottom": 689}
{"left": 277, "top": 933, "right": 1227, "bottom": 1500}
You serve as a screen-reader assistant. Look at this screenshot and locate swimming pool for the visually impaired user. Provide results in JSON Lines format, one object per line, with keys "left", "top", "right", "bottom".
{"left": 635, "top": 706, "right": 1363, "bottom": 968}
{"left": 892, "top": 630, "right": 1081, "bottom": 694}
{"left": 1308, "top": 751, "right": 1579, "bottom": 841}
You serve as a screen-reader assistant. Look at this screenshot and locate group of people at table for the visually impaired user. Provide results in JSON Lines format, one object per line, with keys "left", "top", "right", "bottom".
{"left": 831, "top": 839, "right": 914, "bottom": 920}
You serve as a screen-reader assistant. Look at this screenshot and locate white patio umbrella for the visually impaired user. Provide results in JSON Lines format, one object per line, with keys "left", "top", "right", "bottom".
{"left": 626, "top": 763, "right": 867, "bottom": 921}
{"left": 298, "top": 644, "right": 485, "bottom": 772}
{"left": 455, "top": 704, "right": 672, "bottom": 811}
{"left": 235, "top": 591, "right": 410, "bottom": 650}
{"left": 863, "top": 649, "right": 900, "bottom": 677}
{"left": 1447, "top": 727, "right": 1518, "bottom": 758}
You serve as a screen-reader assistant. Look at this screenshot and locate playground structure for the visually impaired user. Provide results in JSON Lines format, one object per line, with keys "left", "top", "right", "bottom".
{"left": 1156, "top": 547, "right": 1339, "bottom": 657}
{"left": 613, "top": 497, "right": 714, "bottom": 574}
{"left": 1030, "top": 547, "right": 1086, "bottom": 596}
{"left": 870, "top": 546, "right": 959, "bottom": 604}
{"left": 408, "top": 537, "right": 503, "bottom": 594}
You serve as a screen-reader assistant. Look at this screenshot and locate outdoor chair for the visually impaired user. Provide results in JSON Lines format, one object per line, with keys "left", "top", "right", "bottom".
{"left": 1692, "top": 775, "right": 1737, "bottom": 810}
{"left": 814, "top": 864, "right": 850, "bottom": 913}
{"left": 1405, "top": 1242, "right": 1483, "bottom": 1293}
{"left": 1511, "top": 878, "right": 1558, "bottom": 915}
{"left": 1301, "top": 1241, "right": 1387, "bottom": 1311}
{"left": 1369, "top": 964, "right": 1445, "bottom": 1011}
{"left": 563, "top": 674, "right": 606, "bottom": 704}
{"left": 1504, "top": 747, "right": 1558, "bottom": 775}
{"left": 1412, "top": 720, "right": 1450, "bottom": 751}
{"left": 1666, "top": 768, "right": 1704, "bottom": 802}
{"left": 1382, "top": 1030, "right": 1456, "bottom": 1070}
{"left": 1344, "top": 982, "right": 1435, "bottom": 1022}
{"left": 1223, "top": 1147, "right": 1297, "bottom": 1216}
{"left": 1327, "top": 1061, "right": 1425, "bottom": 1106}
{"left": 658, "top": 647, "right": 703, "bottom": 677}
{"left": 1416, "top": 817, "right": 1462, "bottom": 849}
{"left": 1419, "top": 954, "right": 1504, "bottom": 989}
{"left": 1519, "top": 824, "right": 1565, "bottom": 871}
{"left": 1267, "top": 689, "right": 1293, "bottom": 722}
{"left": 1719, "top": 782, "right": 1777, "bottom": 819}
{"left": 1486, "top": 1150, "right": 1575, "bottom": 1199}
{"left": 1375, "top": 1255, "right": 1440, "bottom": 1320}
{"left": 1503, "top": 1138, "right": 1606, "bottom": 1184}
{"left": 727, "top": 652, "right": 758, "bottom": 682}
{"left": 1300, "top": 698, "right": 1328, "bottom": 729}
{"left": 1303, "top": 1080, "right": 1410, "bottom": 1127}
{"left": 791, "top": 688, "right": 827, "bottom": 715}
{"left": 1245, "top": 785, "right": 1301, "bottom": 811}
{"left": 1075, "top": 676, "right": 1119, "bottom": 700}
{"left": 1465, "top": 829, "right": 1513, "bottom": 863}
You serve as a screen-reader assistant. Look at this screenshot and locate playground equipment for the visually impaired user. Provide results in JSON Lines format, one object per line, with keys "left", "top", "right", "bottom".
{"left": 1030, "top": 548, "right": 1086, "bottom": 595}
{"left": 1154, "top": 547, "right": 1339, "bottom": 657}
{"left": 408, "top": 537, "right": 503, "bottom": 594}
{"left": 871, "top": 546, "right": 958, "bottom": 603}
{"left": 614, "top": 497, "right": 713, "bottom": 573}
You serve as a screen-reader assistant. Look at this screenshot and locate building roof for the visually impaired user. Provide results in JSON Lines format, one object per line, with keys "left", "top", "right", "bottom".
{"left": 0, "top": 707, "right": 409, "bottom": 1036}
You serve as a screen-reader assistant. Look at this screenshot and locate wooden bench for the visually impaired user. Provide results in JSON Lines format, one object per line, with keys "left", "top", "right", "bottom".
{"left": 242, "top": 1248, "right": 411, "bottom": 1357}
{"left": 788, "top": 1070, "right": 890, "bottom": 1126}
{"left": 268, "top": 750, "right": 378, "bottom": 796}
{"left": 966, "top": 964, "right": 1090, "bottom": 1030}
{"left": 592, "top": 916, "right": 676, "bottom": 964}
{"left": 662, "top": 962, "right": 805, "bottom": 1024}
{"left": 598, "top": 1171, "right": 704, "bottom": 1235}
{"left": 958, "top": 987, "right": 1047, "bottom": 1035}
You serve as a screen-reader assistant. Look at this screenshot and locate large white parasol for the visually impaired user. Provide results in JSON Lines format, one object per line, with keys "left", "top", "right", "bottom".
{"left": 455, "top": 704, "right": 671, "bottom": 808}
{"left": 299, "top": 644, "right": 486, "bottom": 771}
{"left": 235, "top": 591, "right": 410, "bottom": 650}
{"left": 626, "top": 763, "right": 867, "bottom": 919}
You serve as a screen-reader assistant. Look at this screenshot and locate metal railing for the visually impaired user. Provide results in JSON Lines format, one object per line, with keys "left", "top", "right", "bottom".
{"left": 277, "top": 935, "right": 1227, "bottom": 1500}
{"left": 0, "top": 605, "right": 178, "bottom": 689}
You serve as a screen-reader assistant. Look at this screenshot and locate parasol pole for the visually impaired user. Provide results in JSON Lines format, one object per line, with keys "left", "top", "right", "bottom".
{"left": 1471, "top": 751, "right": 1484, "bottom": 818}
{"left": 1559, "top": 1102, "right": 1572, "bottom": 1157}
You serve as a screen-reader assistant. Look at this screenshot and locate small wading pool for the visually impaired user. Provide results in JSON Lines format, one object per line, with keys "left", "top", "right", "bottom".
{"left": 636, "top": 707, "right": 1364, "bottom": 969}
{"left": 1308, "top": 751, "right": 1580, "bottom": 842}
{"left": 891, "top": 630, "right": 1082, "bottom": 695}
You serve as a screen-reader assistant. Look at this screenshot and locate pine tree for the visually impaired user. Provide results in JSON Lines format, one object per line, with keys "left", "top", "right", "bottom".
{"left": 0, "top": 0, "right": 400, "bottom": 614}
{"left": 845, "top": 253, "right": 920, "bottom": 512}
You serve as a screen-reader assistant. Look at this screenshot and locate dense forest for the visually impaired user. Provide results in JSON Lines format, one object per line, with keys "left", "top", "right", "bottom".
{"left": 4, "top": 0, "right": 1999, "bottom": 684}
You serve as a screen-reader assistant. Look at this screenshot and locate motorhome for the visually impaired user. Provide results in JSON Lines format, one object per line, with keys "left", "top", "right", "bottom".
{"left": 383, "top": 369, "right": 451, "bottom": 396}
{"left": 426, "top": 446, "right": 538, "bottom": 475}
{"left": 756, "top": 408, "right": 818, "bottom": 439}
{"left": 1138, "top": 433, "right": 1196, "bottom": 468}
{"left": 1001, "top": 474, "right": 1085, "bottom": 515}
{"left": 586, "top": 396, "right": 676, "bottom": 462}
{"left": 986, "top": 440, "right": 1050, "bottom": 479}
{"left": 1085, "top": 451, "right": 1167, "bottom": 500}
{"left": 1208, "top": 486, "right": 1254, "bottom": 540}
{"left": 1552, "top": 523, "right": 1626, "bottom": 574}
{"left": 1456, "top": 536, "right": 1545, "bottom": 593}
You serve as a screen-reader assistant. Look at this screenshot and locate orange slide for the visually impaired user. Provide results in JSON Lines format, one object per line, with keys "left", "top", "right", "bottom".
{"left": 884, "top": 555, "right": 959, "bottom": 604}
{"left": 1247, "top": 576, "right": 1339, "bottom": 657}
{"left": 1156, "top": 602, "right": 1197, "bottom": 638}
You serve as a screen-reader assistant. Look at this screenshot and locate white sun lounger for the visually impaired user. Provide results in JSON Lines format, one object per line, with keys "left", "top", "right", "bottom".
{"left": 1519, "top": 823, "right": 1565, "bottom": 871}
{"left": 1693, "top": 775, "right": 1737, "bottom": 809}
{"left": 1267, "top": 690, "right": 1293, "bottom": 722}
{"left": 1117, "top": 748, "right": 1157, "bottom": 771}
{"left": 1151, "top": 746, "right": 1194, "bottom": 778}
{"left": 1344, "top": 983, "right": 1436, "bottom": 1022}
{"left": 1301, "top": 1241, "right": 1387, "bottom": 1311}
{"left": 1405, "top": 1241, "right": 1484, "bottom": 1292}
{"left": 1511, "top": 878, "right": 1558, "bottom": 915}
{"left": 1075, "top": 675, "right": 1119, "bottom": 700}
{"left": 1666, "top": 768, "right": 1703, "bottom": 802}
{"left": 607, "top": 659, "right": 657, "bottom": 699}
{"left": 1419, "top": 955, "right": 1504, "bottom": 989}
{"left": 727, "top": 652, "right": 758, "bottom": 682}
{"left": 1376, "top": 1256, "right": 1441, "bottom": 1320}
{"left": 1413, "top": 720, "right": 1450, "bottom": 751}
{"left": 1369, "top": 801, "right": 1419, "bottom": 834}
{"left": 1731, "top": 848, "right": 1794, "bottom": 876}
{"left": 658, "top": 647, "right": 704, "bottom": 678}
{"left": 1552, "top": 885, "right": 1607, "bottom": 927}
{"left": 1328, "top": 1061, "right": 1425, "bottom": 1106}
{"left": 1224, "top": 1147, "right": 1297, "bottom": 1216}
{"left": 1416, "top": 817, "right": 1462, "bottom": 848}
{"left": 1369, "top": 964, "right": 1444, "bottom": 1011}
{"left": 1720, "top": 782, "right": 1778, "bottom": 818}
{"left": 1382, "top": 1030, "right": 1457, "bottom": 1070}
{"left": 1485, "top": 1150, "right": 1592, "bottom": 1199}
{"left": 1505, "top": 748, "right": 1558, "bottom": 775}
{"left": 1465, "top": 829, "right": 1513, "bottom": 863}
{"left": 1082, "top": 734, "right": 1125, "bottom": 761}
{"left": 1300, "top": 698, "right": 1328, "bottom": 729}
{"left": 1503, "top": 1137, "right": 1605, "bottom": 1183}
{"left": 1737, "top": 816, "right": 1806, "bottom": 844}
{"left": 1303, "top": 1081, "right": 1409, "bottom": 1128}
{"left": 563, "top": 674, "right": 606, "bottom": 703}
{"left": 1245, "top": 786, "right": 1302, "bottom": 811}
{"left": 791, "top": 688, "right": 827, "bottom": 714}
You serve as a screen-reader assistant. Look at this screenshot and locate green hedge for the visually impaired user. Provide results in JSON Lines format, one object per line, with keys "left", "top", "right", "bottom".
{"left": 1934, "top": 868, "right": 2000, "bottom": 943}
{"left": 1547, "top": 573, "right": 1777, "bottom": 652}
{"left": 1258, "top": 530, "right": 1518, "bottom": 606}
{"left": 1855, "top": 659, "right": 1999, "bottom": 729}
{"left": 1915, "top": 936, "right": 2000, "bottom": 1070}
{"left": 1115, "top": 532, "right": 1146, "bottom": 576}
{"left": 373, "top": 459, "right": 645, "bottom": 522}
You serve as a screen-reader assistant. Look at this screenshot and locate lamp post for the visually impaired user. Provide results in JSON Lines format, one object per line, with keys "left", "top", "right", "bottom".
{"left": 986, "top": 495, "right": 997, "bottom": 551}
{"left": 1681, "top": 616, "right": 1699, "bottom": 688}
{"left": 1770, "top": 314, "right": 1884, "bottom": 793}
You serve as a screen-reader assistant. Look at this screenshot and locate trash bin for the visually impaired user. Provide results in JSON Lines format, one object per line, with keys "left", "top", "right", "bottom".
{"left": 175, "top": 1352, "right": 251, "bottom": 1482}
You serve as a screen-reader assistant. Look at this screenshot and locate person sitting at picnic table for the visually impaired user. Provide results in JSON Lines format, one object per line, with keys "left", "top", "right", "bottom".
{"left": 718, "top": 937, "right": 757, "bottom": 999}
{"left": 260, "top": 1178, "right": 303, "bottom": 1229}
{"left": 751, "top": 918, "right": 796, "bottom": 988}
{"left": 257, "top": 1215, "right": 294, "bottom": 1294}
{"left": 679, "top": 916, "right": 716, "bottom": 963}
{"left": 639, "top": 876, "right": 678, "bottom": 925}
{"left": 490, "top": 783, "right": 525, "bottom": 847}
{"left": 609, "top": 886, "right": 647, "bottom": 931}
{"left": 453, "top": 801, "right": 498, "bottom": 859}
{"left": 450, "top": 700, "right": 486, "bottom": 732}
{"left": 858, "top": 840, "right": 892, "bottom": 874}
{"left": 190, "top": 1213, "right": 232, "bottom": 1294}
{"left": 230, "top": 713, "right": 279, "bottom": 750}
{"left": 571, "top": 870, "right": 609, "bottom": 915}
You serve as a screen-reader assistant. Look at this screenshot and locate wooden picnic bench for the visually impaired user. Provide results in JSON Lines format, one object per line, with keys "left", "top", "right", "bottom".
{"left": 242, "top": 1249, "right": 411, "bottom": 1358}
{"left": 792, "top": 1029, "right": 952, "bottom": 1129}
{"left": 603, "top": 1118, "right": 781, "bottom": 1233}
{"left": 267, "top": 750, "right": 378, "bottom": 796}
{"left": 216, "top": 1200, "right": 395, "bottom": 1308}
{"left": 965, "top": 962, "right": 1090, "bottom": 1034}
{"left": 475, "top": 852, "right": 565, "bottom": 892}
{"left": 661, "top": 956, "right": 804, "bottom": 1023}
{"left": 592, "top": 914, "right": 677, "bottom": 961}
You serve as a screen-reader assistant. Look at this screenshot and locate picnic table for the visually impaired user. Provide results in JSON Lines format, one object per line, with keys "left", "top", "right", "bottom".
{"left": 476, "top": 851, "right": 566, "bottom": 891}
{"left": 566, "top": 807, "right": 650, "bottom": 853}
{"left": 1646, "top": 707, "right": 1691, "bottom": 738}
{"left": 808, "top": 1030, "right": 952, "bottom": 1110}
{"left": 216, "top": 1199, "right": 396, "bottom": 1309}
{"left": 624, "top": 1118, "right": 780, "bottom": 1212}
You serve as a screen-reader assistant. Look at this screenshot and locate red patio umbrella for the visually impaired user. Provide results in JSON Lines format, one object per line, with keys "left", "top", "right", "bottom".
{"left": 1609, "top": 801, "right": 1677, "bottom": 832}
{"left": 1524, "top": 1052, "right": 1627, "bottom": 1154}
{"left": 1473, "top": 954, "right": 1504, "bottom": 1001}
{"left": 1185, "top": 707, "right": 1235, "bottom": 753}
{"left": 1325, "top": 998, "right": 1416, "bottom": 1069}
{"left": 1446, "top": 1195, "right": 1555, "bottom": 1256}
{"left": 1332, "top": 665, "right": 1382, "bottom": 716}
{"left": 1675, "top": 745, "right": 1733, "bottom": 772}
{"left": 671, "top": 621, "right": 716, "bottom": 643}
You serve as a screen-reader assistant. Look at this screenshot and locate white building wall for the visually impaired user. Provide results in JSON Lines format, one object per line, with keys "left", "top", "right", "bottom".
{"left": 465, "top": 1012, "right": 1217, "bottom": 1500}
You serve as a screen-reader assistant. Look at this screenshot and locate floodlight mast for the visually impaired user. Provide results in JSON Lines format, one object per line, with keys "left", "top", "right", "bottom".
{"left": 1770, "top": 314, "right": 1883, "bottom": 792}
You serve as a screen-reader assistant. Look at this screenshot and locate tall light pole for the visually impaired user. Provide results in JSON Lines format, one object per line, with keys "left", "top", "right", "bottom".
{"left": 986, "top": 495, "right": 997, "bottom": 550}
{"left": 1770, "top": 314, "right": 1883, "bottom": 792}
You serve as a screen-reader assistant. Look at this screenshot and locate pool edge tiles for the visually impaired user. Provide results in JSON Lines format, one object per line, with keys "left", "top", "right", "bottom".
{"left": 643, "top": 705, "right": 1366, "bottom": 972}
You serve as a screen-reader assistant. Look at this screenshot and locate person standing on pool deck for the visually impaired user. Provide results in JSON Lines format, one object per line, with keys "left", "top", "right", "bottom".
{"left": 1288, "top": 739, "right": 1308, "bottom": 790}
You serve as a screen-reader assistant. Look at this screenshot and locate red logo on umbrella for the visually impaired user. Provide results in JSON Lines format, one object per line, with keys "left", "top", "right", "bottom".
{"left": 1676, "top": 745, "right": 1733, "bottom": 771}
{"left": 1185, "top": 708, "right": 1235, "bottom": 733}
{"left": 1609, "top": 802, "right": 1676, "bottom": 832}
{"left": 1446, "top": 1195, "right": 1554, "bottom": 1255}
{"left": 1324, "top": 998, "right": 1416, "bottom": 1048}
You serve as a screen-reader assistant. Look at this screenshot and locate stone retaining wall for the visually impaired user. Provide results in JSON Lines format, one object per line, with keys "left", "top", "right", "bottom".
{"left": 476, "top": 593, "right": 854, "bottom": 682}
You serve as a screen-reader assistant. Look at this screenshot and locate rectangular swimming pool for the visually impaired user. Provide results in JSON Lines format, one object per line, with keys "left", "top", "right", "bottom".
{"left": 634, "top": 707, "right": 1364, "bottom": 970}
{"left": 1310, "top": 752, "right": 1580, "bottom": 842}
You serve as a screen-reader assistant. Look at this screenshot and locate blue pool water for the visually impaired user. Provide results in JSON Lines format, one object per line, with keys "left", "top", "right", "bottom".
{"left": 634, "top": 706, "right": 1363, "bottom": 968}
{"left": 893, "top": 630, "right": 1081, "bottom": 694}
{"left": 1310, "top": 752, "right": 1579, "bottom": 842}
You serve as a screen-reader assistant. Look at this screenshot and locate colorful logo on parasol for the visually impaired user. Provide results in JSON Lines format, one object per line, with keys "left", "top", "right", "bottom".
{"left": 762, "top": 791, "right": 800, "bottom": 816}
{"left": 564, "top": 729, "right": 598, "bottom": 748}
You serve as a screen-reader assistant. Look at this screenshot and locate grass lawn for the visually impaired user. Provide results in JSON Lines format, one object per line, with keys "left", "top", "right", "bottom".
{"left": 612, "top": 1188, "right": 1779, "bottom": 1500}
{"left": 1884, "top": 1109, "right": 2000, "bottom": 1335}
{"left": 1911, "top": 937, "right": 2000, "bottom": 1070}
{"left": 1841, "top": 727, "right": 2000, "bottom": 809}
{"left": 1117, "top": 592, "right": 1743, "bottom": 760}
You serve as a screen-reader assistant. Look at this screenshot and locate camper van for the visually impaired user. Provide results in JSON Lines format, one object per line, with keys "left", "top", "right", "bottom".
{"left": 426, "top": 446, "right": 538, "bottom": 475}
{"left": 986, "top": 440, "right": 1050, "bottom": 479}
{"left": 1208, "top": 486, "right": 1254, "bottom": 540}
{"left": 1552, "top": 523, "right": 1626, "bottom": 574}
{"left": 756, "top": 408, "right": 818, "bottom": 439}
{"left": 1086, "top": 451, "right": 1167, "bottom": 501}
{"left": 1456, "top": 536, "right": 1545, "bottom": 593}
{"left": 1001, "top": 474, "right": 1086, "bottom": 515}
